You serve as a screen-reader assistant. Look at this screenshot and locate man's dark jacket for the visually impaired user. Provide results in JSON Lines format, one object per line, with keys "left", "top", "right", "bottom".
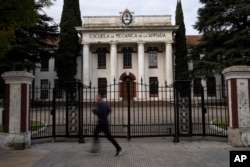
{"left": 93, "top": 101, "right": 111, "bottom": 125}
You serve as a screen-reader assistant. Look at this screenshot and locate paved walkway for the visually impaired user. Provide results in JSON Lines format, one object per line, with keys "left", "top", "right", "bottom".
{"left": 0, "top": 137, "right": 250, "bottom": 167}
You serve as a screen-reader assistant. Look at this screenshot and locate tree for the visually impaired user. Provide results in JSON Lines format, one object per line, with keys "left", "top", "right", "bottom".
{"left": 192, "top": 0, "right": 250, "bottom": 77}
{"left": 0, "top": 0, "right": 37, "bottom": 58}
{"left": 0, "top": 0, "right": 55, "bottom": 58}
{"left": 175, "top": 0, "right": 189, "bottom": 80}
{"left": 0, "top": 0, "right": 58, "bottom": 101}
{"left": 0, "top": 2, "right": 58, "bottom": 72}
{"left": 56, "top": 0, "right": 82, "bottom": 82}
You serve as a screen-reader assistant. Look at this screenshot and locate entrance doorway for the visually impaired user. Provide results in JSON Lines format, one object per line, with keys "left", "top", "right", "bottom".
{"left": 119, "top": 72, "right": 136, "bottom": 100}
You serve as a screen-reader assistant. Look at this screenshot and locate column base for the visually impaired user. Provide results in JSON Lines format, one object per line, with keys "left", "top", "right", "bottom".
{"left": 228, "top": 127, "right": 250, "bottom": 147}
{"left": 0, "top": 132, "right": 31, "bottom": 150}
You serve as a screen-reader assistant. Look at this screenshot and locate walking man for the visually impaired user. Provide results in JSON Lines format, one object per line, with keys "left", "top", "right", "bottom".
{"left": 90, "top": 91, "right": 122, "bottom": 156}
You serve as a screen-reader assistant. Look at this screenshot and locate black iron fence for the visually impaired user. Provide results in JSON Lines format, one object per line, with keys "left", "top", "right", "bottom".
{"left": 82, "top": 80, "right": 175, "bottom": 140}
{"left": 29, "top": 80, "right": 228, "bottom": 141}
{"left": 190, "top": 84, "right": 228, "bottom": 137}
{"left": 30, "top": 85, "right": 55, "bottom": 139}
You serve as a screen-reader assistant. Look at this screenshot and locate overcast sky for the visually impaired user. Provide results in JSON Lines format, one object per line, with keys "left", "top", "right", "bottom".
{"left": 43, "top": 0, "right": 203, "bottom": 35}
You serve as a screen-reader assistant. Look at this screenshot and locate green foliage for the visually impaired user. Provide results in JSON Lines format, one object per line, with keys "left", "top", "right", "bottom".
{"left": 0, "top": 124, "right": 3, "bottom": 132}
{"left": 0, "top": 2, "right": 59, "bottom": 72}
{"left": 175, "top": 0, "right": 189, "bottom": 80}
{"left": 193, "top": 0, "right": 250, "bottom": 77}
{"left": 0, "top": 0, "right": 38, "bottom": 58}
{"left": 56, "top": 0, "right": 82, "bottom": 82}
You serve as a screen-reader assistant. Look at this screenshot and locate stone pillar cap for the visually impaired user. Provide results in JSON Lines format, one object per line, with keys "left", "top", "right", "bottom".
{"left": 1, "top": 71, "right": 34, "bottom": 84}
{"left": 222, "top": 66, "right": 250, "bottom": 74}
{"left": 222, "top": 66, "right": 250, "bottom": 79}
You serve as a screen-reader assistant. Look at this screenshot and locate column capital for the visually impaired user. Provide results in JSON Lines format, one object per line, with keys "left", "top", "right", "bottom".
{"left": 165, "top": 40, "right": 174, "bottom": 45}
{"left": 109, "top": 41, "right": 118, "bottom": 45}
{"left": 83, "top": 42, "right": 90, "bottom": 46}
{"left": 137, "top": 41, "right": 145, "bottom": 44}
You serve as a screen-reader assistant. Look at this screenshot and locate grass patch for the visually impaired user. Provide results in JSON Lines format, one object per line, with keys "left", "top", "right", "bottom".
{"left": 30, "top": 120, "right": 44, "bottom": 131}
{"left": 212, "top": 117, "right": 228, "bottom": 130}
{"left": 0, "top": 121, "right": 44, "bottom": 132}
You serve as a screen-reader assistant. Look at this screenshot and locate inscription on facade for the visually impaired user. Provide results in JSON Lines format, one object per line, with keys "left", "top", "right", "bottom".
{"left": 88, "top": 32, "right": 167, "bottom": 39}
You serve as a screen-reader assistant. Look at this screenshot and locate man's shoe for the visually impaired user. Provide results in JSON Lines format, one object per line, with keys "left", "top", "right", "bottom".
{"left": 115, "top": 148, "right": 123, "bottom": 157}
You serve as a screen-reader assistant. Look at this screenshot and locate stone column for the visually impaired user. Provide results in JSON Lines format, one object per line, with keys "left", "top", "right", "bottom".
{"left": 110, "top": 41, "right": 118, "bottom": 83}
{"left": 83, "top": 43, "right": 90, "bottom": 86}
{"left": 166, "top": 41, "right": 174, "bottom": 86}
{"left": 109, "top": 41, "right": 118, "bottom": 100}
{"left": 137, "top": 41, "right": 145, "bottom": 100}
{"left": 222, "top": 66, "right": 250, "bottom": 147}
{"left": 137, "top": 41, "right": 145, "bottom": 82}
{"left": 0, "top": 71, "right": 34, "bottom": 149}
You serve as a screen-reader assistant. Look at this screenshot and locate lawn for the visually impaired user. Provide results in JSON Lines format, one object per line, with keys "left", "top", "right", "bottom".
{"left": 30, "top": 120, "right": 44, "bottom": 131}
{"left": 0, "top": 120, "right": 44, "bottom": 132}
{"left": 212, "top": 117, "right": 228, "bottom": 130}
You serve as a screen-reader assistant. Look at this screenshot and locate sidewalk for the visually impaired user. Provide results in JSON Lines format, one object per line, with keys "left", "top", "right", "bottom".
{"left": 0, "top": 137, "right": 250, "bottom": 167}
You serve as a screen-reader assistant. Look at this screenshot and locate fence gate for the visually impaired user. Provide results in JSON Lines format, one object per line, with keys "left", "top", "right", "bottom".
{"left": 52, "top": 81, "right": 84, "bottom": 143}
{"left": 173, "top": 80, "right": 192, "bottom": 142}
{"left": 81, "top": 79, "right": 175, "bottom": 139}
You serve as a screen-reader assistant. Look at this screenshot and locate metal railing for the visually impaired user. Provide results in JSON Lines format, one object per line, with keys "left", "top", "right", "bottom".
{"left": 30, "top": 80, "right": 228, "bottom": 140}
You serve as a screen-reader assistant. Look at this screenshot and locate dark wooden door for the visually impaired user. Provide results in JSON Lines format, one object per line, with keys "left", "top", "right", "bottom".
{"left": 120, "top": 75, "right": 135, "bottom": 100}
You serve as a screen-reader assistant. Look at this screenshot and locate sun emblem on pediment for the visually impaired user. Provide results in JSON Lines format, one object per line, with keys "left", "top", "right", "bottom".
{"left": 122, "top": 8, "right": 132, "bottom": 25}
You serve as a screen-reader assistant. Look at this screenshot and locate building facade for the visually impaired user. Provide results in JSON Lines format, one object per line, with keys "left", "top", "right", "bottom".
{"left": 34, "top": 9, "right": 178, "bottom": 99}
{"left": 76, "top": 9, "right": 178, "bottom": 88}
{"left": 33, "top": 10, "right": 225, "bottom": 101}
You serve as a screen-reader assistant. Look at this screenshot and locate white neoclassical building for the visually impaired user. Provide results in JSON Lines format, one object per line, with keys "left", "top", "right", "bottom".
{"left": 76, "top": 9, "right": 178, "bottom": 87}
{"left": 34, "top": 9, "right": 179, "bottom": 100}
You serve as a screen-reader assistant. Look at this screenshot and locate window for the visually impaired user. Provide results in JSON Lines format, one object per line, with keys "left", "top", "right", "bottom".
{"left": 149, "top": 77, "right": 158, "bottom": 97}
{"left": 193, "top": 78, "right": 202, "bottom": 96}
{"left": 54, "top": 57, "right": 60, "bottom": 71}
{"left": 97, "top": 48, "right": 106, "bottom": 68}
{"left": 148, "top": 50, "right": 158, "bottom": 68}
{"left": 41, "top": 79, "right": 49, "bottom": 99}
{"left": 54, "top": 79, "right": 63, "bottom": 98}
{"left": 123, "top": 48, "right": 132, "bottom": 68}
{"left": 41, "top": 58, "right": 49, "bottom": 71}
{"left": 98, "top": 78, "right": 107, "bottom": 96}
{"left": 207, "top": 77, "right": 216, "bottom": 96}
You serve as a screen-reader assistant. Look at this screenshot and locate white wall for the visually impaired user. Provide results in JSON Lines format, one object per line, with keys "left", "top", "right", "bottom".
{"left": 34, "top": 58, "right": 57, "bottom": 88}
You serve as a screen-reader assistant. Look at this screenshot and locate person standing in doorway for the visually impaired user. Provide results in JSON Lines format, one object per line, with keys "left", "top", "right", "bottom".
{"left": 90, "top": 91, "right": 122, "bottom": 157}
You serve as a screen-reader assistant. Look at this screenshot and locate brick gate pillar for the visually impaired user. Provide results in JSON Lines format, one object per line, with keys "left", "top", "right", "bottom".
{"left": 222, "top": 66, "right": 250, "bottom": 147}
{"left": 0, "top": 71, "right": 34, "bottom": 149}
